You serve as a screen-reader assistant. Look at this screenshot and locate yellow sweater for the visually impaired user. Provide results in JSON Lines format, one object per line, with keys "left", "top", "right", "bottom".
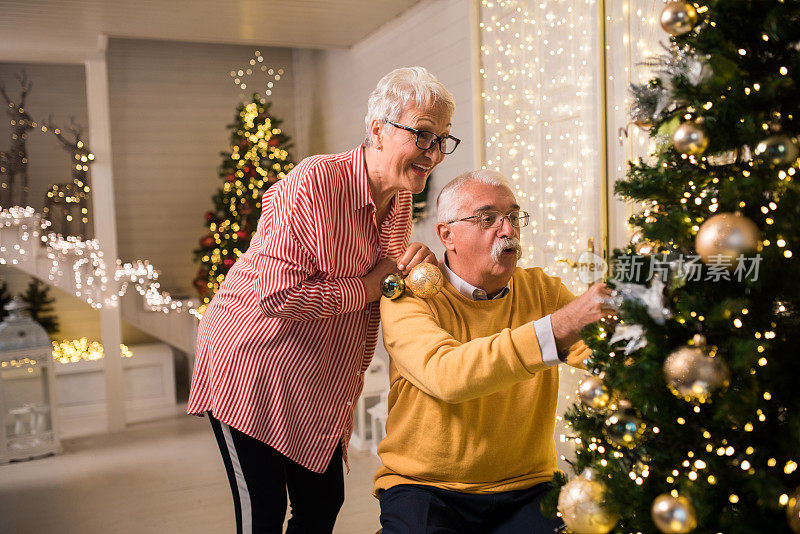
{"left": 374, "top": 266, "right": 590, "bottom": 496}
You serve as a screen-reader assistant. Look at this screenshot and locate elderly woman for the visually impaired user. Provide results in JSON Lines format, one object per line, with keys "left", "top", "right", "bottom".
{"left": 187, "top": 66, "right": 459, "bottom": 533}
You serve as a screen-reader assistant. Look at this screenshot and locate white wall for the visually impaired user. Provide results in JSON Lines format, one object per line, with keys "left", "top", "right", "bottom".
{"left": 294, "top": 0, "right": 478, "bottom": 257}
{"left": 107, "top": 38, "right": 296, "bottom": 296}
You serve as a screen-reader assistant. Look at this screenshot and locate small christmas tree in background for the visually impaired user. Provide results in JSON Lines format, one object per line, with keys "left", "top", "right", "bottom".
{"left": 0, "top": 277, "right": 12, "bottom": 321}
{"left": 193, "top": 94, "right": 294, "bottom": 314}
{"left": 546, "top": 1, "right": 800, "bottom": 533}
{"left": 21, "top": 277, "right": 59, "bottom": 335}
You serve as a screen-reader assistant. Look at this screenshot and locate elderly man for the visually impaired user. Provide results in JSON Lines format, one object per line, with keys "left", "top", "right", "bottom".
{"left": 375, "top": 169, "right": 613, "bottom": 533}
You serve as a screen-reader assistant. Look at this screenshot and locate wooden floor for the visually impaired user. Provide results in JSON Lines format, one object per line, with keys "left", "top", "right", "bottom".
{"left": 0, "top": 413, "right": 382, "bottom": 533}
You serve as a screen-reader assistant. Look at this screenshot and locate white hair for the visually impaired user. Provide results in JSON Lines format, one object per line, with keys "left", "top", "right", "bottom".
{"left": 364, "top": 67, "right": 455, "bottom": 146}
{"left": 436, "top": 169, "right": 514, "bottom": 223}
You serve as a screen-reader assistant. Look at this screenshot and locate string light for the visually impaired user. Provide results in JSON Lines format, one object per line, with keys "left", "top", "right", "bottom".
{"left": 51, "top": 338, "right": 132, "bottom": 364}
{"left": 0, "top": 206, "right": 200, "bottom": 318}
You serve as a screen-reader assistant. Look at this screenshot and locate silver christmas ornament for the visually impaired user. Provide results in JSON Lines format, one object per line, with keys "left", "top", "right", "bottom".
{"left": 672, "top": 121, "right": 709, "bottom": 155}
{"left": 603, "top": 403, "right": 646, "bottom": 448}
{"left": 579, "top": 376, "right": 610, "bottom": 410}
{"left": 705, "top": 148, "right": 739, "bottom": 166}
{"left": 557, "top": 469, "right": 619, "bottom": 534}
{"left": 651, "top": 494, "right": 698, "bottom": 533}
{"left": 660, "top": 1, "right": 699, "bottom": 36}
{"left": 609, "top": 323, "right": 648, "bottom": 355}
{"left": 754, "top": 134, "right": 800, "bottom": 166}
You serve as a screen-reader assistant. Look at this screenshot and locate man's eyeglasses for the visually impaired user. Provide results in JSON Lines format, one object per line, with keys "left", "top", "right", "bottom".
{"left": 447, "top": 210, "right": 530, "bottom": 229}
{"left": 387, "top": 121, "right": 461, "bottom": 154}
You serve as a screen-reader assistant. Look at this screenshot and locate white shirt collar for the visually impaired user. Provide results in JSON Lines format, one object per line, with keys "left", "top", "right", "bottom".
{"left": 441, "top": 253, "right": 510, "bottom": 300}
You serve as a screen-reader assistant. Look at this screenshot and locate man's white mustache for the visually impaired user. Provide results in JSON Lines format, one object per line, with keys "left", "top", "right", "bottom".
{"left": 490, "top": 238, "right": 522, "bottom": 263}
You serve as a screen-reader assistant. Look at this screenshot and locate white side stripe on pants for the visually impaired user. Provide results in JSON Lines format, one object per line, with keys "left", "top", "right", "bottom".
{"left": 221, "top": 422, "right": 253, "bottom": 534}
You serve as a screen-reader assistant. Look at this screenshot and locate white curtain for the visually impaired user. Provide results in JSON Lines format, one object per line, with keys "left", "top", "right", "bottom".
{"left": 478, "top": 0, "right": 665, "bottom": 469}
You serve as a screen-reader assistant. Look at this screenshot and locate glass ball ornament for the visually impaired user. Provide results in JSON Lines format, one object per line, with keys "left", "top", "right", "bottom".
{"left": 787, "top": 486, "right": 800, "bottom": 534}
{"left": 579, "top": 376, "right": 610, "bottom": 410}
{"left": 663, "top": 340, "right": 730, "bottom": 403}
{"left": 405, "top": 262, "right": 444, "bottom": 298}
{"left": 557, "top": 469, "right": 619, "bottom": 534}
{"left": 695, "top": 212, "right": 760, "bottom": 266}
{"left": 651, "top": 494, "right": 697, "bottom": 533}
{"left": 603, "top": 402, "right": 646, "bottom": 448}
{"left": 672, "top": 120, "right": 709, "bottom": 155}
{"left": 754, "top": 134, "right": 800, "bottom": 166}
{"left": 381, "top": 263, "right": 444, "bottom": 300}
{"left": 381, "top": 273, "right": 405, "bottom": 300}
{"left": 660, "top": 1, "right": 699, "bottom": 35}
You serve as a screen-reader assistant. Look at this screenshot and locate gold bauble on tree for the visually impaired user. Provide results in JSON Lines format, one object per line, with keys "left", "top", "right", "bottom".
{"left": 672, "top": 120, "right": 709, "bottom": 155}
{"left": 663, "top": 335, "right": 730, "bottom": 403}
{"left": 754, "top": 134, "right": 800, "bottom": 166}
{"left": 787, "top": 486, "right": 800, "bottom": 533}
{"left": 579, "top": 376, "right": 610, "bottom": 410}
{"left": 651, "top": 494, "right": 698, "bottom": 533}
{"left": 660, "top": 1, "right": 699, "bottom": 35}
{"left": 557, "top": 469, "right": 619, "bottom": 534}
{"left": 381, "top": 262, "right": 444, "bottom": 300}
{"left": 695, "top": 212, "right": 760, "bottom": 266}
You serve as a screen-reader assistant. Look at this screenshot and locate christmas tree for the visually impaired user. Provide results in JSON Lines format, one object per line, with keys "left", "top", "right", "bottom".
{"left": 20, "top": 277, "right": 59, "bottom": 335}
{"left": 546, "top": 2, "right": 800, "bottom": 533}
{"left": 0, "top": 277, "right": 12, "bottom": 322}
{"left": 193, "top": 95, "right": 294, "bottom": 314}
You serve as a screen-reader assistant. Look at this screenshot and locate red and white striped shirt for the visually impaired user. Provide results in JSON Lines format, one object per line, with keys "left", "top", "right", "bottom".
{"left": 188, "top": 145, "right": 412, "bottom": 472}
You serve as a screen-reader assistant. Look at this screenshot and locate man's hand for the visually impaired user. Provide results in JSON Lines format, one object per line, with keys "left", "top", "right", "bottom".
{"left": 551, "top": 283, "right": 615, "bottom": 352}
{"left": 396, "top": 242, "right": 437, "bottom": 277}
{"left": 361, "top": 257, "right": 399, "bottom": 303}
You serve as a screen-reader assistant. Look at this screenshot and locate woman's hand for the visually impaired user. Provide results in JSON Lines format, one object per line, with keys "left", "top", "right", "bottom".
{"left": 361, "top": 258, "right": 398, "bottom": 303}
{"left": 396, "top": 242, "right": 438, "bottom": 276}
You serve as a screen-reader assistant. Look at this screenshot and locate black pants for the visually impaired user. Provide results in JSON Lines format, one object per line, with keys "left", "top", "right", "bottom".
{"left": 379, "top": 483, "right": 565, "bottom": 534}
{"left": 208, "top": 412, "right": 344, "bottom": 534}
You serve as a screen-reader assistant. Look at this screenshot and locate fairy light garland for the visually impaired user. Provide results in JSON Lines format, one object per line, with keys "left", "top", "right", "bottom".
{"left": 0, "top": 206, "right": 199, "bottom": 318}
{"left": 51, "top": 338, "right": 132, "bottom": 364}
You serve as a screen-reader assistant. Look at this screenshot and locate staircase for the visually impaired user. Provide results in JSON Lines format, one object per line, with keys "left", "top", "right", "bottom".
{"left": 0, "top": 207, "right": 198, "bottom": 356}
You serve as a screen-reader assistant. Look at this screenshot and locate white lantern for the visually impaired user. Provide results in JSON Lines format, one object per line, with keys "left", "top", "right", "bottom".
{"left": 0, "top": 298, "right": 61, "bottom": 463}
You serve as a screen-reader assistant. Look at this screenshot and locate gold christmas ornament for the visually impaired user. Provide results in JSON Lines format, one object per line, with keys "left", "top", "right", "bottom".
{"left": 381, "top": 273, "right": 405, "bottom": 300}
{"left": 651, "top": 494, "right": 698, "bottom": 533}
{"left": 695, "top": 212, "right": 760, "bottom": 266}
{"left": 405, "top": 261, "right": 445, "bottom": 298}
{"left": 603, "top": 403, "right": 646, "bottom": 448}
{"left": 754, "top": 134, "right": 800, "bottom": 166}
{"left": 787, "top": 486, "right": 800, "bottom": 534}
{"left": 557, "top": 469, "right": 619, "bottom": 534}
{"left": 672, "top": 120, "right": 709, "bottom": 155}
{"left": 634, "top": 116, "right": 654, "bottom": 130}
{"left": 660, "top": 1, "right": 699, "bottom": 35}
{"left": 663, "top": 337, "right": 730, "bottom": 402}
{"left": 381, "top": 262, "right": 444, "bottom": 300}
{"left": 579, "top": 376, "right": 610, "bottom": 410}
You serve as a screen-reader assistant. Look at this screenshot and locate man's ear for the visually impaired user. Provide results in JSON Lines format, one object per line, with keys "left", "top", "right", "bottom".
{"left": 437, "top": 222, "right": 456, "bottom": 253}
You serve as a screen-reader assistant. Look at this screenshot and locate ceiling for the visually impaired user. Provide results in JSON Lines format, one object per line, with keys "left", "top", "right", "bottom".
{"left": 0, "top": 0, "right": 423, "bottom": 63}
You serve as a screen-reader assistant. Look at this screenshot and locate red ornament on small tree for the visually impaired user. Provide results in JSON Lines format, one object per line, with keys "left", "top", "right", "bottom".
{"left": 200, "top": 235, "right": 215, "bottom": 248}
